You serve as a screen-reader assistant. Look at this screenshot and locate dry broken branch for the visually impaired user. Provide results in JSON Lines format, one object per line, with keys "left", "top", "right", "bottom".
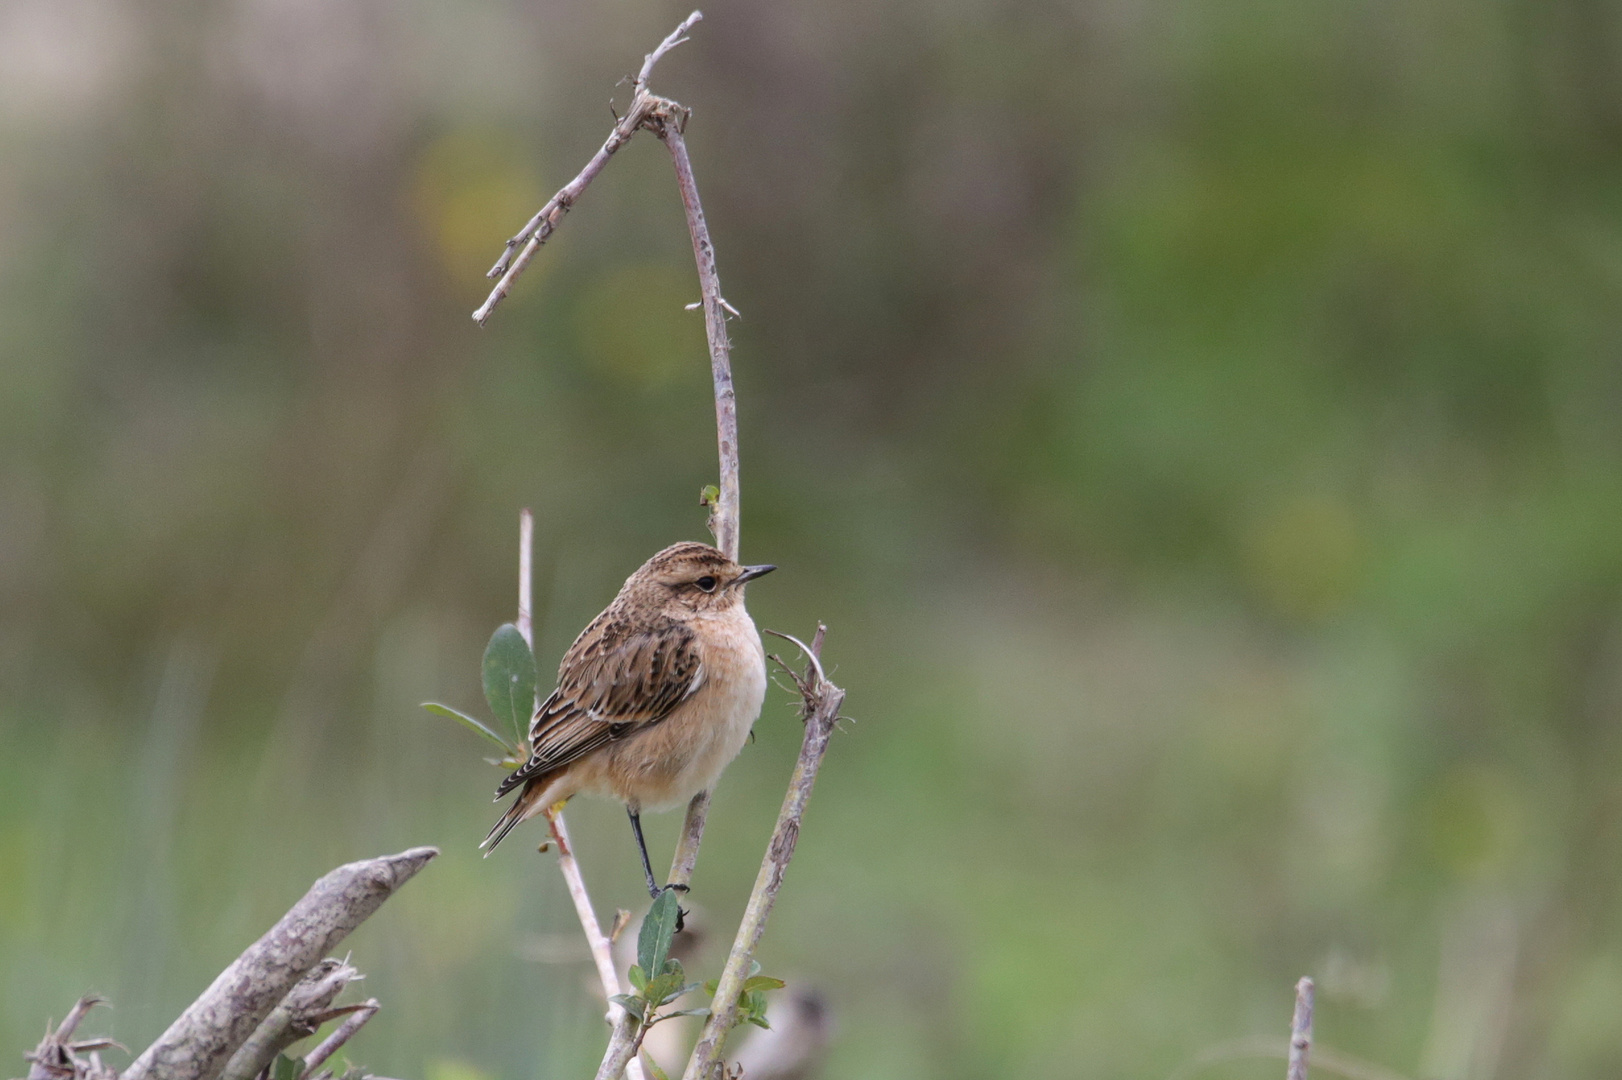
{"left": 22, "top": 998, "right": 121, "bottom": 1080}
{"left": 216, "top": 958, "right": 359, "bottom": 1080}
{"left": 121, "top": 847, "right": 436, "bottom": 1080}
{"left": 299, "top": 999, "right": 381, "bottom": 1078}
{"left": 472, "top": 12, "right": 703, "bottom": 324}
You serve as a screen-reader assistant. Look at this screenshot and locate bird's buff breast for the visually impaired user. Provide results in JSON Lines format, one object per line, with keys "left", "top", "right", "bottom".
{"left": 590, "top": 607, "right": 767, "bottom": 812}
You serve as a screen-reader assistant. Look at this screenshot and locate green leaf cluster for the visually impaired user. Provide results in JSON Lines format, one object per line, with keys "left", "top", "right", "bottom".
{"left": 703, "top": 960, "right": 785, "bottom": 1031}
{"left": 612, "top": 892, "right": 708, "bottom": 1026}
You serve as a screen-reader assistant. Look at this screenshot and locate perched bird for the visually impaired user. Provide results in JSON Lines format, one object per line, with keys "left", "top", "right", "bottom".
{"left": 483, "top": 541, "right": 775, "bottom": 898}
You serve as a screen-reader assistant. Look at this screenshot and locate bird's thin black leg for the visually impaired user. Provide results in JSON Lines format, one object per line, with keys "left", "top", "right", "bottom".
{"left": 628, "top": 809, "right": 660, "bottom": 900}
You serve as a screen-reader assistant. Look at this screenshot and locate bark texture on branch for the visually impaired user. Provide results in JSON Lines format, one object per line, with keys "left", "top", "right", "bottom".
{"left": 121, "top": 846, "right": 437, "bottom": 1080}
{"left": 216, "top": 958, "right": 358, "bottom": 1080}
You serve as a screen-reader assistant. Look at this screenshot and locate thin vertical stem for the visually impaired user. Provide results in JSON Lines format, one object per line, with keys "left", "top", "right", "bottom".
{"left": 548, "top": 809, "right": 647, "bottom": 1080}
{"left": 658, "top": 125, "right": 739, "bottom": 564}
{"left": 518, "top": 508, "right": 535, "bottom": 651}
{"left": 1288, "top": 976, "right": 1315, "bottom": 1080}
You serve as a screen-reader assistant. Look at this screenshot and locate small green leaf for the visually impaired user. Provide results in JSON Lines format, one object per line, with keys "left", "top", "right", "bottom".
{"left": 644, "top": 973, "right": 676, "bottom": 1004}
{"left": 638, "top": 890, "right": 681, "bottom": 979}
{"left": 703, "top": 979, "right": 719, "bottom": 995}
{"left": 482, "top": 623, "right": 537, "bottom": 745}
{"left": 699, "top": 484, "right": 721, "bottom": 507}
{"left": 663, "top": 1007, "right": 712, "bottom": 1020}
{"left": 423, "top": 702, "right": 518, "bottom": 754}
{"left": 270, "top": 1054, "right": 301, "bottom": 1080}
{"left": 745, "top": 1013, "right": 770, "bottom": 1030}
{"left": 642, "top": 1058, "right": 672, "bottom": 1080}
{"left": 742, "top": 976, "right": 786, "bottom": 993}
{"left": 610, "top": 994, "right": 645, "bottom": 1021}
{"left": 660, "top": 982, "right": 701, "bottom": 1007}
{"left": 627, "top": 965, "right": 647, "bottom": 992}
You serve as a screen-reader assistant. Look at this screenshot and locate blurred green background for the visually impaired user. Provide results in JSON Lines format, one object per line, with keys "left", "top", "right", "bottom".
{"left": 4, "top": 0, "right": 1622, "bottom": 1077}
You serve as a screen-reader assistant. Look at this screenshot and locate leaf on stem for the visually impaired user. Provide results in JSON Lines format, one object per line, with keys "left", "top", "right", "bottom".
{"left": 609, "top": 994, "right": 645, "bottom": 1022}
{"left": 638, "top": 890, "right": 682, "bottom": 978}
{"left": 422, "top": 702, "right": 519, "bottom": 755}
{"left": 482, "top": 623, "right": 537, "bottom": 745}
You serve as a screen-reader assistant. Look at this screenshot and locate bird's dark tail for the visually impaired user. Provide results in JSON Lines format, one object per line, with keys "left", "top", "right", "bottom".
{"left": 481, "top": 799, "right": 527, "bottom": 854}
{"left": 481, "top": 775, "right": 561, "bottom": 855}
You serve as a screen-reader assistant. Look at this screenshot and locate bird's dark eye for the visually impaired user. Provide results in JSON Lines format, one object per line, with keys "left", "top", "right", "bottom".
{"left": 695, "top": 575, "right": 718, "bottom": 593}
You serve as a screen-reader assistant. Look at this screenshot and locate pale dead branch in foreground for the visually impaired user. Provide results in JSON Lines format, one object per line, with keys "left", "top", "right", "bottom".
{"left": 119, "top": 846, "right": 435, "bottom": 1080}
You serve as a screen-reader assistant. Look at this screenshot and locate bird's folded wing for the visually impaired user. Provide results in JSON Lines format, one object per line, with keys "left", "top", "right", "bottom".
{"left": 495, "top": 619, "right": 704, "bottom": 797}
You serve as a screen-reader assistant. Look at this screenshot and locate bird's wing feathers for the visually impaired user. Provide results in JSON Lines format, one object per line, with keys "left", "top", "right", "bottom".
{"left": 494, "top": 617, "right": 703, "bottom": 798}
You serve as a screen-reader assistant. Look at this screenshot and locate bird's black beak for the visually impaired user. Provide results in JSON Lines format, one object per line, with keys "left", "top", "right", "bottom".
{"left": 735, "top": 564, "right": 777, "bottom": 585}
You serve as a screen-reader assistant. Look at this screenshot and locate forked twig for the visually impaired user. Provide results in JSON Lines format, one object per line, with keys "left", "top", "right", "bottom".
{"left": 472, "top": 12, "right": 704, "bottom": 324}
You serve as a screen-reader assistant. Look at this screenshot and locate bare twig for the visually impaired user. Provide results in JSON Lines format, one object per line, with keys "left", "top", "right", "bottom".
{"left": 23, "top": 997, "right": 122, "bottom": 1080}
{"left": 1289, "top": 977, "right": 1316, "bottom": 1080}
{"left": 299, "top": 999, "right": 381, "bottom": 1077}
{"left": 655, "top": 122, "right": 738, "bottom": 564}
{"left": 471, "top": 12, "right": 704, "bottom": 324}
{"left": 682, "top": 626, "right": 844, "bottom": 1080}
{"left": 547, "top": 808, "right": 648, "bottom": 1080}
{"left": 518, "top": 507, "right": 535, "bottom": 649}
{"left": 651, "top": 60, "right": 741, "bottom": 899}
{"left": 217, "top": 959, "right": 359, "bottom": 1080}
{"left": 121, "top": 847, "right": 437, "bottom": 1080}
{"left": 664, "top": 792, "right": 711, "bottom": 893}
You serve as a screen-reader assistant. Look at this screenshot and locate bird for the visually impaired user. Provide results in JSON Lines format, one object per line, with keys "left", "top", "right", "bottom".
{"left": 482, "top": 541, "right": 775, "bottom": 899}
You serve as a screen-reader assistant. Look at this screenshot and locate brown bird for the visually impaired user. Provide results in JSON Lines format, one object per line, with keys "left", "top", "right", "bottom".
{"left": 483, "top": 541, "right": 775, "bottom": 898}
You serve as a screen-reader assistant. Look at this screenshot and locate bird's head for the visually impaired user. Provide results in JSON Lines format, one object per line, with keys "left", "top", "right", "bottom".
{"left": 625, "top": 541, "right": 776, "bottom": 615}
